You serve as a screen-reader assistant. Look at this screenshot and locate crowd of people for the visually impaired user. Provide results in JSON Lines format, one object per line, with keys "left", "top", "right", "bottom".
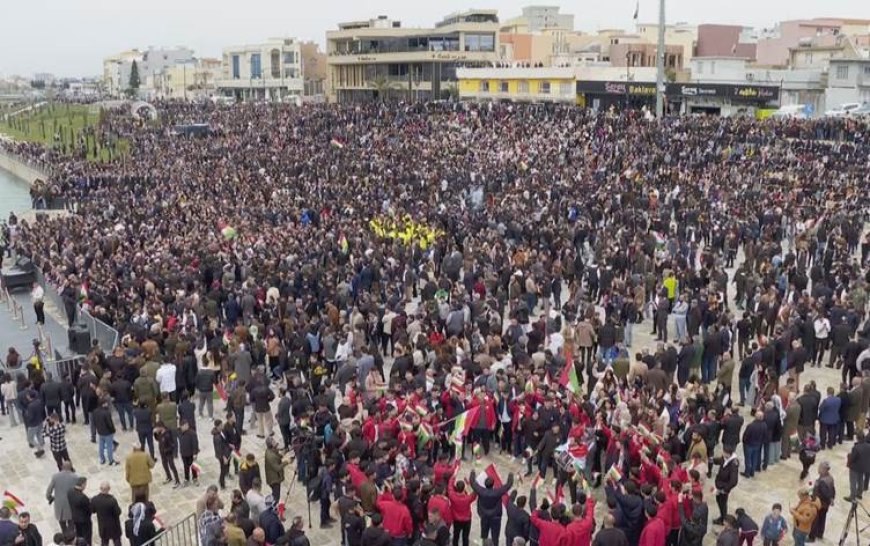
{"left": 0, "top": 101, "right": 869, "bottom": 546}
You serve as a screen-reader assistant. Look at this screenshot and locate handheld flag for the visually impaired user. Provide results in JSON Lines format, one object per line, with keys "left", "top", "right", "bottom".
{"left": 2, "top": 491, "right": 24, "bottom": 515}
{"left": 606, "top": 464, "right": 623, "bottom": 483}
{"left": 559, "top": 349, "right": 580, "bottom": 393}
{"left": 449, "top": 406, "right": 480, "bottom": 445}
{"left": 633, "top": 0, "right": 639, "bottom": 20}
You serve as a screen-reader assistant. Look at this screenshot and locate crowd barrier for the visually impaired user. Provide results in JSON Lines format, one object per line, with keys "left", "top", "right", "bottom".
{"left": 33, "top": 268, "right": 120, "bottom": 352}
{"left": 140, "top": 512, "right": 198, "bottom": 546}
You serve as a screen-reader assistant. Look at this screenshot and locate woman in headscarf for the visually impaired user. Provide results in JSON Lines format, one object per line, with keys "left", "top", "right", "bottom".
{"left": 125, "top": 502, "right": 158, "bottom": 546}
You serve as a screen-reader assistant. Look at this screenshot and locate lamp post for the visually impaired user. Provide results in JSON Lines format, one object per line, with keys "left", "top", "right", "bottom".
{"left": 655, "top": 0, "right": 666, "bottom": 117}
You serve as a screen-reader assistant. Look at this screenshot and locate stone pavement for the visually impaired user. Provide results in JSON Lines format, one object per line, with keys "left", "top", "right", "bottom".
{"left": 0, "top": 259, "right": 866, "bottom": 546}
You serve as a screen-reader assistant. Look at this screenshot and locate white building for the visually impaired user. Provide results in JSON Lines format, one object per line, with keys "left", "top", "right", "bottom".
{"left": 216, "top": 38, "right": 303, "bottom": 101}
{"left": 102, "top": 46, "right": 195, "bottom": 97}
{"left": 825, "top": 58, "right": 870, "bottom": 109}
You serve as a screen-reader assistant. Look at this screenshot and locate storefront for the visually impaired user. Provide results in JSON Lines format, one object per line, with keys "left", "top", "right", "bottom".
{"left": 575, "top": 80, "right": 657, "bottom": 111}
{"left": 575, "top": 80, "right": 780, "bottom": 115}
{"left": 666, "top": 83, "right": 780, "bottom": 116}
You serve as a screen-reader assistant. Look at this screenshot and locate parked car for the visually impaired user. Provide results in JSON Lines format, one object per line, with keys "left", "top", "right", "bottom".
{"left": 770, "top": 104, "right": 809, "bottom": 119}
{"left": 824, "top": 102, "right": 861, "bottom": 117}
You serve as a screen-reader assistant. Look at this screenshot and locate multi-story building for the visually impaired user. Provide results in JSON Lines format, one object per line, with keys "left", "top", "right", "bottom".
{"left": 326, "top": 11, "right": 500, "bottom": 102}
{"left": 635, "top": 23, "right": 698, "bottom": 63}
{"left": 695, "top": 25, "right": 758, "bottom": 61}
{"left": 158, "top": 58, "right": 221, "bottom": 99}
{"left": 755, "top": 18, "right": 870, "bottom": 67}
{"left": 216, "top": 38, "right": 303, "bottom": 101}
{"left": 456, "top": 67, "right": 576, "bottom": 102}
{"left": 102, "top": 49, "right": 144, "bottom": 96}
{"left": 102, "top": 46, "right": 195, "bottom": 97}
{"left": 300, "top": 41, "right": 328, "bottom": 99}
{"left": 826, "top": 58, "right": 870, "bottom": 108}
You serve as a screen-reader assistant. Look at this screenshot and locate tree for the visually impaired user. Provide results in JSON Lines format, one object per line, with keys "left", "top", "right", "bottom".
{"left": 127, "top": 60, "right": 141, "bottom": 96}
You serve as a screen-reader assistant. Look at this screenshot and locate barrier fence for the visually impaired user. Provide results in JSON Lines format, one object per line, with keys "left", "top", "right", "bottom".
{"left": 32, "top": 268, "right": 121, "bottom": 353}
{"left": 140, "top": 512, "right": 199, "bottom": 546}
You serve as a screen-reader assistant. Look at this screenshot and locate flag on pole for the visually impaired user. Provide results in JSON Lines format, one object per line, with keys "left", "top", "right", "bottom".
{"left": 330, "top": 138, "right": 345, "bottom": 149}
{"left": 606, "top": 464, "right": 623, "bottom": 483}
{"left": 476, "top": 464, "right": 510, "bottom": 506}
{"left": 2, "top": 491, "right": 24, "bottom": 515}
{"left": 633, "top": 0, "right": 639, "bottom": 20}
{"left": 559, "top": 350, "right": 580, "bottom": 393}
{"left": 417, "top": 422, "right": 433, "bottom": 451}
{"left": 449, "top": 406, "right": 480, "bottom": 445}
{"left": 153, "top": 516, "right": 165, "bottom": 531}
{"left": 231, "top": 449, "right": 243, "bottom": 466}
{"left": 191, "top": 462, "right": 202, "bottom": 478}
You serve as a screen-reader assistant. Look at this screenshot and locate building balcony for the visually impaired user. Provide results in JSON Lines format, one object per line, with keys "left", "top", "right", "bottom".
{"left": 328, "top": 49, "right": 498, "bottom": 64}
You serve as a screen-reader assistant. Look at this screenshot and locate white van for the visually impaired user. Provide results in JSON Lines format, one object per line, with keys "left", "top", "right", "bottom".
{"left": 824, "top": 102, "right": 861, "bottom": 117}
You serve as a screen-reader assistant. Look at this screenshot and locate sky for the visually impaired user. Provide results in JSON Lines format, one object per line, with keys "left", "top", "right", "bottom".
{"left": 2, "top": 0, "right": 869, "bottom": 78}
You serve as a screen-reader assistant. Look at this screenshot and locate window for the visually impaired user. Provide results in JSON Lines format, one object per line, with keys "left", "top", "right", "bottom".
{"left": 560, "top": 82, "right": 573, "bottom": 96}
{"left": 464, "top": 34, "right": 494, "bottom": 52}
{"left": 864, "top": 65, "right": 870, "bottom": 76}
{"left": 836, "top": 65, "right": 849, "bottom": 79}
{"left": 499, "top": 81, "right": 509, "bottom": 93}
{"left": 250, "top": 53, "right": 261, "bottom": 79}
{"left": 518, "top": 81, "right": 529, "bottom": 94}
{"left": 284, "top": 52, "right": 295, "bottom": 65}
{"left": 696, "top": 62, "right": 703, "bottom": 74}
{"left": 539, "top": 81, "right": 551, "bottom": 94}
{"left": 270, "top": 49, "right": 281, "bottom": 78}
{"left": 710, "top": 61, "right": 716, "bottom": 73}
{"left": 232, "top": 55, "right": 240, "bottom": 79}
{"left": 479, "top": 81, "right": 490, "bottom": 92}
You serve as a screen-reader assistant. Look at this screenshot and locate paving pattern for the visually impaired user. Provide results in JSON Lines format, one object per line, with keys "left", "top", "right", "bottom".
{"left": 0, "top": 256, "right": 866, "bottom": 546}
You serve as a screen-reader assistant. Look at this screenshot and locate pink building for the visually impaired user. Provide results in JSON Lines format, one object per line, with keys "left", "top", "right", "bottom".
{"left": 756, "top": 19, "right": 843, "bottom": 67}
{"left": 696, "top": 24, "right": 757, "bottom": 60}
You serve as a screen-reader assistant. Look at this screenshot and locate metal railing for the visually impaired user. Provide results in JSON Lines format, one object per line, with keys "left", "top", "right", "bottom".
{"left": 141, "top": 512, "right": 199, "bottom": 546}
{"left": 32, "top": 268, "right": 120, "bottom": 352}
{"left": 44, "top": 356, "right": 85, "bottom": 380}
{"left": 80, "top": 307, "right": 119, "bottom": 351}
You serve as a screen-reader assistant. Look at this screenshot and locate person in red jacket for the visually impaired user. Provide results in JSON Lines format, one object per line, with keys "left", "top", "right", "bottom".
{"left": 433, "top": 455, "right": 458, "bottom": 487}
{"left": 638, "top": 504, "right": 667, "bottom": 546}
{"left": 376, "top": 485, "right": 414, "bottom": 545}
{"left": 447, "top": 475, "right": 476, "bottom": 546}
{"left": 530, "top": 501, "right": 569, "bottom": 546}
{"left": 566, "top": 495, "right": 596, "bottom": 546}
{"left": 427, "top": 483, "right": 453, "bottom": 528}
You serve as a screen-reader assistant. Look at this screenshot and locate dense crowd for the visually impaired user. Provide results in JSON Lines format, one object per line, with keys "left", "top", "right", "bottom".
{"left": 1, "top": 101, "right": 870, "bottom": 546}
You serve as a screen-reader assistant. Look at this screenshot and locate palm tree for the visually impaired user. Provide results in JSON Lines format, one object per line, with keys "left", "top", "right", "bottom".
{"left": 368, "top": 76, "right": 401, "bottom": 102}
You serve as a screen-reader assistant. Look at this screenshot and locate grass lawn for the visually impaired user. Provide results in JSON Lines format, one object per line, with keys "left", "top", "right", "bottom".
{"left": 0, "top": 103, "right": 129, "bottom": 162}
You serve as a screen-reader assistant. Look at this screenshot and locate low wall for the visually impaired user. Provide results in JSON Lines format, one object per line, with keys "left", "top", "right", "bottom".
{"left": 0, "top": 149, "right": 48, "bottom": 185}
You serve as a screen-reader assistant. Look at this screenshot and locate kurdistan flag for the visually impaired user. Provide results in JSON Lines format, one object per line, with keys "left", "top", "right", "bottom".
{"left": 450, "top": 406, "right": 480, "bottom": 445}
{"left": 559, "top": 349, "right": 580, "bottom": 393}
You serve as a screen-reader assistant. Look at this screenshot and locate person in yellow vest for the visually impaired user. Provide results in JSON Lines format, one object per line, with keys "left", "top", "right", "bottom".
{"left": 663, "top": 271, "right": 678, "bottom": 312}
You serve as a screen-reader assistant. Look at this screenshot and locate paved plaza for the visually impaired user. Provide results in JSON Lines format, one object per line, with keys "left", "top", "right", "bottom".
{"left": 0, "top": 257, "right": 866, "bottom": 546}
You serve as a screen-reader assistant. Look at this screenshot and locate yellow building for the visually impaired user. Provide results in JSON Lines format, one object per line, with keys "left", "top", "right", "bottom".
{"left": 456, "top": 67, "right": 576, "bottom": 103}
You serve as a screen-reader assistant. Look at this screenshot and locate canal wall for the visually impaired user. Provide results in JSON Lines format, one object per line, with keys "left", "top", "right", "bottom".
{"left": 0, "top": 149, "right": 49, "bottom": 185}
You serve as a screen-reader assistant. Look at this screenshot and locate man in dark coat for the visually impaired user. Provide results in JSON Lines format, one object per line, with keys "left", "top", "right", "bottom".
{"left": 504, "top": 490, "right": 530, "bottom": 546}
{"left": 720, "top": 407, "right": 744, "bottom": 453}
{"left": 89, "top": 483, "right": 122, "bottom": 546}
{"left": 469, "top": 470, "right": 514, "bottom": 546}
{"left": 711, "top": 448, "right": 739, "bottom": 525}
{"left": 68, "top": 477, "right": 93, "bottom": 545}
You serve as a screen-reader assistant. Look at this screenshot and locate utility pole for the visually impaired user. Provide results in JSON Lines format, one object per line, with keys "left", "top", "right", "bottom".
{"left": 655, "top": 0, "right": 666, "bottom": 117}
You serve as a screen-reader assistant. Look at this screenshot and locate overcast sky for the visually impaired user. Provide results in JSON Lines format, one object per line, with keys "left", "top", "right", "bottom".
{"left": 2, "top": 0, "right": 868, "bottom": 77}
